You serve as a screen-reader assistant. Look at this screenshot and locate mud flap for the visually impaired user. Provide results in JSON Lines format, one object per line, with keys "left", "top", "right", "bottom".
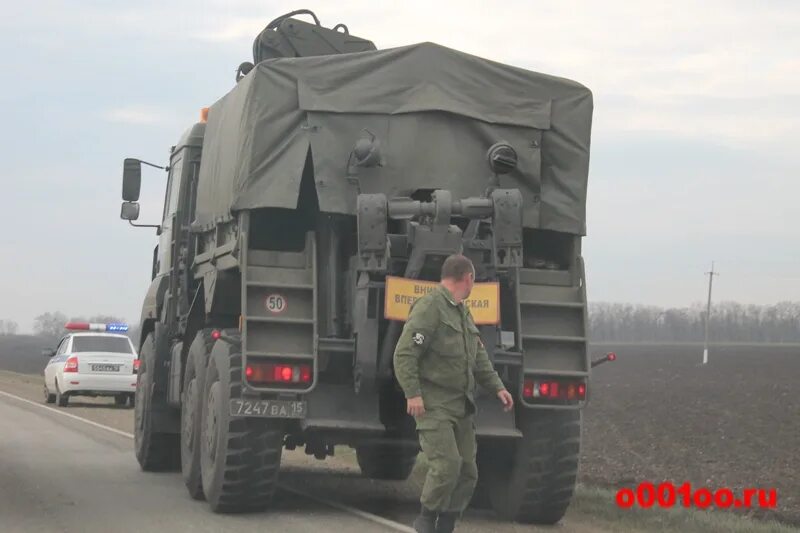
{"left": 474, "top": 393, "right": 521, "bottom": 438}
{"left": 301, "top": 383, "right": 384, "bottom": 432}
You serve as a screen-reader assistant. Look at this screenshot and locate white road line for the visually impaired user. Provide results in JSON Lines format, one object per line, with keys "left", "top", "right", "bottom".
{"left": 0, "top": 388, "right": 415, "bottom": 533}
{"left": 281, "top": 486, "right": 415, "bottom": 533}
{"left": 0, "top": 389, "right": 135, "bottom": 438}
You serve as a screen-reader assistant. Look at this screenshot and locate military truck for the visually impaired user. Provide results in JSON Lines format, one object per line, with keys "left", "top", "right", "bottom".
{"left": 119, "top": 9, "right": 594, "bottom": 524}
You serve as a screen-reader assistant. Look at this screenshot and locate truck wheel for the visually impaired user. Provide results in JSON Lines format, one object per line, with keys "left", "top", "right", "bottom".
{"left": 200, "top": 340, "right": 284, "bottom": 513}
{"left": 469, "top": 474, "right": 492, "bottom": 509}
{"left": 356, "top": 444, "right": 418, "bottom": 480}
{"left": 134, "top": 332, "right": 180, "bottom": 471}
{"left": 55, "top": 381, "right": 69, "bottom": 407}
{"left": 482, "top": 409, "right": 581, "bottom": 524}
{"left": 181, "top": 330, "right": 214, "bottom": 500}
{"left": 114, "top": 395, "right": 128, "bottom": 407}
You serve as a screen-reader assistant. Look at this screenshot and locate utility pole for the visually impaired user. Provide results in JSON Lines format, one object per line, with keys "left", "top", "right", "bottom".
{"left": 703, "top": 261, "right": 719, "bottom": 364}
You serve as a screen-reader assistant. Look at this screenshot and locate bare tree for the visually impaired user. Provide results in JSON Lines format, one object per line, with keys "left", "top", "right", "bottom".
{"left": 33, "top": 311, "right": 69, "bottom": 338}
{"left": 0, "top": 320, "right": 19, "bottom": 335}
{"left": 88, "top": 314, "right": 125, "bottom": 324}
{"left": 589, "top": 301, "right": 800, "bottom": 343}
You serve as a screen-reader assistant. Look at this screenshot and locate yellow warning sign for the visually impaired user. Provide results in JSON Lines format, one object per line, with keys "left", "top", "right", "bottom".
{"left": 384, "top": 276, "right": 500, "bottom": 325}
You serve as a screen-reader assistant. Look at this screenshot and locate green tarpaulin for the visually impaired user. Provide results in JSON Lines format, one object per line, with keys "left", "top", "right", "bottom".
{"left": 196, "top": 42, "right": 593, "bottom": 235}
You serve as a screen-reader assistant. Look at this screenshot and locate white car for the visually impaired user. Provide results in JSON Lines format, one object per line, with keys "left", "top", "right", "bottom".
{"left": 43, "top": 323, "right": 138, "bottom": 407}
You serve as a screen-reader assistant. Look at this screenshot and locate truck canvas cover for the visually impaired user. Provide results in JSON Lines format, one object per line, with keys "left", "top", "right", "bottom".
{"left": 195, "top": 42, "right": 593, "bottom": 234}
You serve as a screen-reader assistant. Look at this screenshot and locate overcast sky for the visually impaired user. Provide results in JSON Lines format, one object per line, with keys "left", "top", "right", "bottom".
{"left": 1, "top": 1, "right": 798, "bottom": 331}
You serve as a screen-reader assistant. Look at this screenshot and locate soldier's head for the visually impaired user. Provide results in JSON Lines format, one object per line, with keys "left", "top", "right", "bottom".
{"left": 440, "top": 254, "right": 475, "bottom": 302}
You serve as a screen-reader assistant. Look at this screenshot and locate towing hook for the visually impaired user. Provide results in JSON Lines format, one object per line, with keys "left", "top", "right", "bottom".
{"left": 591, "top": 352, "right": 617, "bottom": 368}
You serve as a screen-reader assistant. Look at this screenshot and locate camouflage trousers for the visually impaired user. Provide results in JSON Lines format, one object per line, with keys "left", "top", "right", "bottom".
{"left": 417, "top": 411, "right": 477, "bottom": 512}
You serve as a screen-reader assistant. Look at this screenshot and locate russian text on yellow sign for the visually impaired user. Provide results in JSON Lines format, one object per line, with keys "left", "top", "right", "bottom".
{"left": 384, "top": 276, "right": 500, "bottom": 325}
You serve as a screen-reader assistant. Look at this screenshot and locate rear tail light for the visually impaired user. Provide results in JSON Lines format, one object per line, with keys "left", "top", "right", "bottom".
{"left": 522, "top": 377, "right": 586, "bottom": 403}
{"left": 539, "top": 381, "right": 550, "bottom": 397}
{"left": 245, "top": 361, "right": 313, "bottom": 387}
{"left": 523, "top": 380, "right": 534, "bottom": 398}
{"left": 64, "top": 356, "right": 79, "bottom": 373}
{"left": 133, "top": 358, "right": 141, "bottom": 374}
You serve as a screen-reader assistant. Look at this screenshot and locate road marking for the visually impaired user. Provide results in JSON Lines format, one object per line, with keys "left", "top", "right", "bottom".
{"left": 0, "top": 389, "right": 135, "bottom": 439}
{"left": 281, "top": 486, "right": 415, "bottom": 533}
{"left": 0, "top": 388, "right": 414, "bottom": 533}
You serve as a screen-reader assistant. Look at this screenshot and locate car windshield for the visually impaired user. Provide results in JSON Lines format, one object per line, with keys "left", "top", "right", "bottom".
{"left": 71, "top": 336, "right": 133, "bottom": 354}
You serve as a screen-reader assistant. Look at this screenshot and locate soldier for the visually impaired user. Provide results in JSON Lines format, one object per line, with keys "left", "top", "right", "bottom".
{"left": 394, "top": 254, "right": 514, "bottom": 533}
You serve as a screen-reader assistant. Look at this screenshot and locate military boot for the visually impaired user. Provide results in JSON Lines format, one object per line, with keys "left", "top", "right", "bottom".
{"left": 435, "top": 511, "right": 458, "bottom": 533}
{"left": 413, "top": 506, "right": 438, "bottom": 533}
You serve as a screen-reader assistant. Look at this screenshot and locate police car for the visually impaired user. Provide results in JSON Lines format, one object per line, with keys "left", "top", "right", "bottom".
{"left": 42, "top": 322, "right": 138, "bottom": 407}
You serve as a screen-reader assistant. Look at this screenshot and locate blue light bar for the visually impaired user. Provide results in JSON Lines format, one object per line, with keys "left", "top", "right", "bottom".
{"left": 106, "top": 323, "right": 129, "bottom": 332}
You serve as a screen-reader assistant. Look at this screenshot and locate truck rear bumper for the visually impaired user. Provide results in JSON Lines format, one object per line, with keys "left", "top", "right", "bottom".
{"left": 294, "top": 382, "right": 521, "bottom": 440}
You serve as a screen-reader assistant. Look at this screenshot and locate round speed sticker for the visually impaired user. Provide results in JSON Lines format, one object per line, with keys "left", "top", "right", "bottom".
{"left": 265, "top": 294, "right": 287, "bottom": 314}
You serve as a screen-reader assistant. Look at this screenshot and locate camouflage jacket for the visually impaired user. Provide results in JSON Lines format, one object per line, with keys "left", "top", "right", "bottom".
{"left": 393, "top": 284, "right": 505, "bottom": 418}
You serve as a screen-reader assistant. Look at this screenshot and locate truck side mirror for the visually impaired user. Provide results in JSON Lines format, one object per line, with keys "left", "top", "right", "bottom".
{"left": 122, "top": 158, "right": 142, "bottom": 201}
{"left": 120, "top": 201, "right": 141, "bottom": 221}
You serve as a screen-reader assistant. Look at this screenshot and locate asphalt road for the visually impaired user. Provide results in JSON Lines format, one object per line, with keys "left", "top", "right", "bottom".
{"left": 0, "top": 392, "right": 396, "bottom": 533}
{"left": 0, "top": 371, "right": 630, "bottom": 533}
{"left": 4, "top": 369, "right": 789, "bottom": 533}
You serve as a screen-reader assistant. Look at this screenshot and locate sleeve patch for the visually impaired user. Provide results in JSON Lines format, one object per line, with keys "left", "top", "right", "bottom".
{"left": 412, "top": 333, "right": 425, "bottom": 345}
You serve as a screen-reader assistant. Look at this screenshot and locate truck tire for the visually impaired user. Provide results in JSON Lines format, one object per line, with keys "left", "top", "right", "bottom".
{"left": 200, "top": 340, "right": 284, "bottom": 513}
{"left": 482, "top": 409, "right": 581, "bottom": 524}
{"left": 356, "top": 444, "right": 418, "bottom": 480}
{"left": 134, "top": 332, "right": 180, "bottom": 471}
{"left": 181, "top": 330, "right": 214, "bottom": 500}
{"left": 469, "top": 474, "right": 492, "bottom": 509}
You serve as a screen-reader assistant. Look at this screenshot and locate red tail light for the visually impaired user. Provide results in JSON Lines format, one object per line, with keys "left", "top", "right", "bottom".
{"left": 522, "top": 377, "right": 586, "bottom": 403}
{"left": 64, "top": 356, "right": 79, "bottom": 373}
{"left": 245, "top": 362, "right": 313, "bottom": 386}
{"left": 133, "top": 358, "right": 141, "bottom": 374}
{"left": 523, "top": 380, "right": 534, "bottom": 398}
{"left": 538, "top": 382, "right": 549, "bottom": 396}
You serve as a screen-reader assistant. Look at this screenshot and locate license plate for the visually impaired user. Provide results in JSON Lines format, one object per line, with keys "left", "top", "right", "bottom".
{"left": 91, "top": 364, "right": 120, "bottom": 372}
{"left": 230, "top": 399, "right": 307, "bottom": 419}
{"left": 383, "top": 276, "right": 500, "bottom": 324}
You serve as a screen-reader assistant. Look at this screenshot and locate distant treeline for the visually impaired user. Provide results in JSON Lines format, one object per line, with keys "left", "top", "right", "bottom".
{"left": 4, "top": 302, "right": 800, "bottom": 345}
{"left": 589, "top": 301, "right": 800, "bottom": 343}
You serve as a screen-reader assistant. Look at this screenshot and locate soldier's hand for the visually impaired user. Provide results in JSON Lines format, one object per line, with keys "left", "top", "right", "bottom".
{"left": 497, "top": 389, "right": 514, "bottom": 411}
{"left": 407, "top": 396, "right": 426, "bottom": 417}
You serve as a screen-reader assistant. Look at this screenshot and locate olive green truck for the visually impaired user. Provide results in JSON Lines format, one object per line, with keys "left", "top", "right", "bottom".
{"left": 120, "top": 9, "right": 595, "bottom": 524}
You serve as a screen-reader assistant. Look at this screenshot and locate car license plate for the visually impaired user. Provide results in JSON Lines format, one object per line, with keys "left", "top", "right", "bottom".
{"left": 91, "top": 364, "right": 120, "bottom": 372}
{"left": 230, "top": 399, "right": 307, "bottom": 419}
